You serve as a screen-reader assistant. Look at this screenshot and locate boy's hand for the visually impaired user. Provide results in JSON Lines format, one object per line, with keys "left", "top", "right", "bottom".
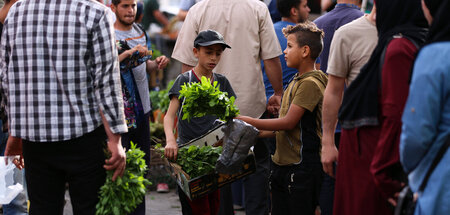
{"left": 164, "top": 140, "right": 178, "bottom": 161}
{"left": 155, "top": 56, "right": 169, "bottom": 69}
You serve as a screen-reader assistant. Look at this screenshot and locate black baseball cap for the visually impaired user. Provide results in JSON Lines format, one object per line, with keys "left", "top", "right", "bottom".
{"left": 194, "top": 30, "right": 231, "bottom": 49}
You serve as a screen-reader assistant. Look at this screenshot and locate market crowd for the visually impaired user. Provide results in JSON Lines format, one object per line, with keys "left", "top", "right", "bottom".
{"left": 0, "top": 0, "right": 449, "bottom": 215}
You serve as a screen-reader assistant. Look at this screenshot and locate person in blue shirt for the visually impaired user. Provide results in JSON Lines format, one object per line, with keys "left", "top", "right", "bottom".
{"left": 400, "top": 0, "right": 450, "bottom": 214}
{"left": 262, "top": 0, "right": 310, "bottom": 107}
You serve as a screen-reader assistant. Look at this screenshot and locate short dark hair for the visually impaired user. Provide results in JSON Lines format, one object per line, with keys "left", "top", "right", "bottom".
{"left": 111, "top": 0, "right": 121, "bottom": 5}
{"left": 282, "top": 22, "right": 324, "bottom": 60}
{"left": 277, "top": 0, "right": 302, "bottom": 18}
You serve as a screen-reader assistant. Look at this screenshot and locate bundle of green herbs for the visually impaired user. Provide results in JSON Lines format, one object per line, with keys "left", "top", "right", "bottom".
{"left": 156, "top": 144, "right": 222, "bottom": 179}
{"left": 179, "top": 76, "right": 239, "bottom": 122}
{"left": 96, "top": 142, "right": 152, "bottom": 215}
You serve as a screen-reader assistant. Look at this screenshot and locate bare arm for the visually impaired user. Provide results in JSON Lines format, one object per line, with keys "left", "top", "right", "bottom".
{"left": 176, "top": 9, "right": 189, "bottom": 21}
{"left": 258, "top": 130, "right": 276, "bottom": 138}
{"left": 118, "top": 44, "right": 148, "bottom": 62}
{"left": 164, "top": 97, "right": 181, "bottom": 160}
{"left": 263, "top": 57, "right": 283, "bottom": 114}
{"left": 153, "top": 10, "right": 169, "bottom": 27}
{"left": 237, "top": 104, "right": 305, "bottom": 131}
{"left": 321, "top": 74, "right": 345, "bottom": 177}
{"left": 146, "top": 56, "right": 169, "bottom": 73}
{"left": 181, "top": 63, "right": 194, "bottom": 73}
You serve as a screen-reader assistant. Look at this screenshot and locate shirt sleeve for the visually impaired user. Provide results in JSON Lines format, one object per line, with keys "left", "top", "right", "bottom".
{"left": 258, "top": 5, "right": 282, "bottom": 60}
{"left": 168, "top": 74, "right": 187, "bottom": 99}
{"left": 171, "top": 10, "right": 198, "bottom": 66}
{"left": 327, "top": 28, "right": 350, "bottom": 78}
{"left": 291, "top": 79, "right": 322, "bottom": 112}
{"left": 92, "top": 10, "right": 127, "bottom": 134}
{"left": 370, "top": 38, "right": 417, "bottom": 199}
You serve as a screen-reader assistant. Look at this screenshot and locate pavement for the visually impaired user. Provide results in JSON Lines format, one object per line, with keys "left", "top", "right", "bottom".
{"left": 62, "top": 188, "right": 246, "bottom": 215}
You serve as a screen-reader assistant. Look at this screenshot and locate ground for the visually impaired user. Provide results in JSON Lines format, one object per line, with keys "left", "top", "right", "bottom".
{"left": 62, "top": 188, "right": 246, "bottom": 215}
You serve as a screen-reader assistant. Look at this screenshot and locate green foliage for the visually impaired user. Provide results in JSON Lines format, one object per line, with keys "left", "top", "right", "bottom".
{"left": 179, "top": 76, "right": 239, "bottom": 122}
{"left": 156, "top": 144, "right": 222, "bottom": 179}
{"left": 151, "top": 44, "right": 162, "bottom": 60}
{"left": 96, "top": 142, "right": 152, "bottom": 215}
{"left": 150, "top": 80, "right": 175, "bottom": 113}
{"left": 149, "top": 121, "right": 165, "bottom": 143}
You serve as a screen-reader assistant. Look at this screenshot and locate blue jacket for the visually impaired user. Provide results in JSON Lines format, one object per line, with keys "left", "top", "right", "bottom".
{"left": 400, "top": 42, "right": 450, "bottom": 215}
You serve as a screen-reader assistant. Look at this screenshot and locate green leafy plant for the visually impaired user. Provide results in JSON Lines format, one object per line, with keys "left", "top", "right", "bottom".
{"left": 156, "top": 144, "right": 222, "bottom": 179}
{"left": 179, "top": 76, "right": 239, "bottom": 122}
{"left": 150, "top": 80, "right": 175, "bottom": 113}
{"left": 96, "top": 142, "right": 152, "bottom": 215}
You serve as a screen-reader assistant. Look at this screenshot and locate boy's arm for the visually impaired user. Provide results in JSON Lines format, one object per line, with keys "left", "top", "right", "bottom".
{"left": 118, "top": 44, "right": 148, "bottom": 62}
{"left": 163, "top": 97, "right": 180, "bottom": 160}
{"left": 146, "top": 56, "right": 169, "bottom": 73}
{"left": 237, "top": 104, "right": 305, "bottom": 131}
{"left": 258, "top": 130, "right": 276, "bottom": 138}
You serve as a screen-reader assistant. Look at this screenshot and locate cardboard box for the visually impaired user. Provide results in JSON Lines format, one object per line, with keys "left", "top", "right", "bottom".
{"left": 163, "top": 122, "right": 257, "bottom": 199}
{"left": 167, "top": 153, "right": 256, "bottom": 200}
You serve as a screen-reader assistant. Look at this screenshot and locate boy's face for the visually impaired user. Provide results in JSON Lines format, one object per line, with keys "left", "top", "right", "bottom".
{"left": 284, "top": 34, "right": 305, "bottom": 69}
{"left": 112, "top": 0, "right": 137, "bottom": 26}
{"left": 193, "top": 44, "right": 224, "bottom": 71}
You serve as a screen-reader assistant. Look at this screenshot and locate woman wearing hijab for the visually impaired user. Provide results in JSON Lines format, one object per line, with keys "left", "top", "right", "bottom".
{"left": 335, "top": 0, "right": 428, "bottom": 214}
{"left": 400, "top": 0, "right": 450, "bottom": 214}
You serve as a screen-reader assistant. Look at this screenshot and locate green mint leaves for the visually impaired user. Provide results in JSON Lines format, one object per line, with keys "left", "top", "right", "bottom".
{"left": 179, "top": 76, "right": 239, "bottom": 122}
{"left": 96, "top": 142, "right": 152, "bottom": 215}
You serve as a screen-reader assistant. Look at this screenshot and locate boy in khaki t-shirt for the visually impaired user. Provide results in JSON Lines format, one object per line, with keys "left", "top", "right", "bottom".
{"left": 238, "top": 22, "right": 328, "bottom": 214}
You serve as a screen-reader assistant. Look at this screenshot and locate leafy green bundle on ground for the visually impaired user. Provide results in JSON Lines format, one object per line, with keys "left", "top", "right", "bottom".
{"left": 179, "top": 76, "right": 239, "bottom": 122}
{"left": 96, "top": 142, "right": 152, "bottom": 215}
{"left": 156, "top": 144, "right": 222, "bottom": 179}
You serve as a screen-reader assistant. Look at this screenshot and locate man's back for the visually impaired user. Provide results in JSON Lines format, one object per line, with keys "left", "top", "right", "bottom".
{"left": 0, "top": 0, "right": 125, "bottom": 141}
{"left": 172, "top": 0, "right": 281, "bottom": 117}
{"left": 314, "top": 4, "right": 363, "bottom": 73}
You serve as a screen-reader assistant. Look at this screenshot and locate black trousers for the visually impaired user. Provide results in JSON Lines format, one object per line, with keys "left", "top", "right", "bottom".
{"left": 23, "top": 126, "right": 107, "bottom": 215}
{"left": 270, "top": 161, "right": 323, "bottom": 215}
{"left": 243, "top": 136, "right": 271, "bottom": 215}
{"left": 121, "top": 112, "right": 152, "bottom": 215}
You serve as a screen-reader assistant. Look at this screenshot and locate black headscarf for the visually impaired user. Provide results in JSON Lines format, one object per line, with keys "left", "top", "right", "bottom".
{"left": 424, "top": 0, "right": 450, "bottom": 43}
{"left": 338, "top": 0, "right": 428, "bottom": 129}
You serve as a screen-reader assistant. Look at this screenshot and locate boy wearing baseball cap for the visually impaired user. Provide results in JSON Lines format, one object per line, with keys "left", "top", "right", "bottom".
{"left": 164, "top": 29, "right": 235, "bottom": 215}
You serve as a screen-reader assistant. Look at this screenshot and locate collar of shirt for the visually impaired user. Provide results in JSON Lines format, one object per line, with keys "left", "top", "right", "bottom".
{"left": 335, "top": 3, "right": 360, "bottom": 10}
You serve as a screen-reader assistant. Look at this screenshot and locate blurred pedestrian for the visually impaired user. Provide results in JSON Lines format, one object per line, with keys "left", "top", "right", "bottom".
{"left": 400, "top": 0, "right": 450, "bottom": 214}
{"left": 337, "top": 0, "right": 428, "bottom": 214}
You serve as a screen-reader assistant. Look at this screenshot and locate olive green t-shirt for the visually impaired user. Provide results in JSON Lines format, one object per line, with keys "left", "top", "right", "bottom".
{"left": 272, "top": 70, "right": 328, "bottom": 166}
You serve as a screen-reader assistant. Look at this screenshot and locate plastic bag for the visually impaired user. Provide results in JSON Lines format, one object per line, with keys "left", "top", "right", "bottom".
{"left": 215, "top": 119, "right": 259, "bottom": 174}
{"left": 0, "top": 156, "right": 24, "bottom": 204}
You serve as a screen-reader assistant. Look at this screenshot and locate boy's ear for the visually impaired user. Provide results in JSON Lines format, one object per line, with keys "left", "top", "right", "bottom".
{"left": 302, "top": 45, "right": 310, "bottom": 59}
{"left": 193, "top": 47, "right": 199, "bottom": 58}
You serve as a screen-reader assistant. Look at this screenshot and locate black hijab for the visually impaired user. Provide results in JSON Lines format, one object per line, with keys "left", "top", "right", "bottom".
{"left": 424, "top": 0, "right": 450, "bottom": 44}
{"left": 338, "top": 0, "right": 428, "bottom": 129}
